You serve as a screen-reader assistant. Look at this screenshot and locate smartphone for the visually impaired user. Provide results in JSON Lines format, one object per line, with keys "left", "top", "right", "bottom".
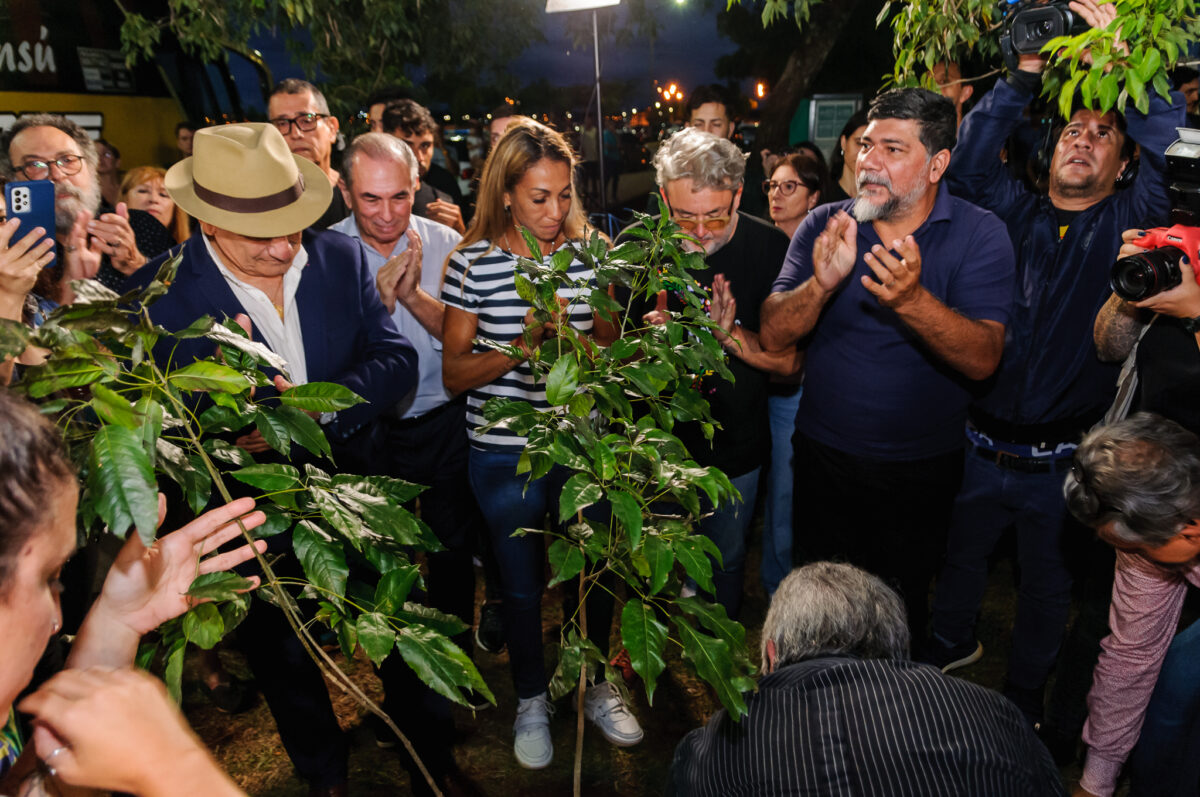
{"left": 5, "top": 180, "right": 57, "bottom": 268}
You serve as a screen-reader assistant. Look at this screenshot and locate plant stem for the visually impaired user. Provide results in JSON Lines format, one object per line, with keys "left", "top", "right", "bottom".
{"left": 574, "top": 510, "right": 587, "bottom": 797}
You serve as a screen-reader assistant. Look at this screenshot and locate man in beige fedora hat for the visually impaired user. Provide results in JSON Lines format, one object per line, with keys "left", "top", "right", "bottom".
{"left": 125, "top": 121, "right": 418, "bottom": 797}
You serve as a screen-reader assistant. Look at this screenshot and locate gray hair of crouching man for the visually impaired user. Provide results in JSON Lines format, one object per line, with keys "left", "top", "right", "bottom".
{"left": 342, "top": 132, "right": 420, "bottom": 187}
{"left": 1065, "top": 412, "right": 1200, "bottom": 548}
{"left": 652, "top": 127, "right": 747, "bottom": 192}
{"left": 761, "top": 562, "right": 910, "bottom": 672}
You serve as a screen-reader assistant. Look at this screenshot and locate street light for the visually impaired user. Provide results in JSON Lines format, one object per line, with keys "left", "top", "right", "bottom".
{"left": 547, "top": 0, "right": 621, "bottom": 209}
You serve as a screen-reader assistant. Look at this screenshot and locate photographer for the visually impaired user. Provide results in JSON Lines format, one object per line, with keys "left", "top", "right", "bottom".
{"left": 927, "top": 0, "right": 1182, "bottom": 731}
{"left": 1095, "top": 228, "right": 1200, "bottom": 434}
{"left": 1065, "top": 414, "right": 1200, "bottom": 797}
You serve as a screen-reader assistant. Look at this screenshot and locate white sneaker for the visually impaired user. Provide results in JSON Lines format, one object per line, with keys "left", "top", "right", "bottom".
{"left": 513, "top": 692, "right": 554, "bottom": 769}
{"left": 584, "top": 681, "right": 644, "bottom": 747}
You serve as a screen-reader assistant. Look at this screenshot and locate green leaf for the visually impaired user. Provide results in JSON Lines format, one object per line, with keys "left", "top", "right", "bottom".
{"left": 276, "top": 405, "right": 331, "bottom": 458}
{"left": 293, "top": 520, "right": 349, "bottom": 602}
{"left": 164, "top": 636, "right": 185, "bottom": 704}
{"left": 558, "top": 473, "right": 603, "bottom": 522}
{"left": 253, "top": 408, "right": 292, "bottom": 457}
{"left": 88, "top": 382, "right": 140, "bottom": 429}
{"left": 373, "top": 564, "right": 421, "bottom": 615}
{"left": 25, "top": 357, "right": 113, "bottom": 398}
{"left": 356, "top": 612, "right": 396, "bottom": 666}
{"left": 620, "top": 601, "right": 668, "bottom": 704}
{"left": 229, "top": 463, "right": 303, "bottom": 492}
{"left": 0, "top": 318, "right": 30, "bottom": 359}
{"left": 514, "top": 273, "right": 537, "bottom": 304}
{"left": 187, "top": 571, "right": 256, "bottom": 602}
{"left": 590, "top": 438, "right": 617, "bottom": 481}
{"left": 253, "top": 506, "right": 293, "bottom": 538}
{"left": 644, "top": 534, "right": 674, "bottom": 595}
{"left": 182, "top": 602, "right": 224, "bottom": 649}
{"left": 88, "top": 425, "right": 159, "bottom": 543}
{"left": 674, "top": 535, "right": 716, "bottom": 594}
{"left": 609, "top": 490, "right": 643, "bottom": 550}
{"left": 547, "top": 538, "right": 586, "bottom": 588}
{"left": 174, "top": 314, "right": 217, "bottom": 339}
{"left": 396, "top": 626, "right": 494, "bottom": 708}
{"left": 390, "top": 602, "right": 470, "bottom": 637}
{"left": 279, "top": 382, "right": 365, "bottom": 411}
{"left": 609, "top": 337, "right": 638, "bottom": 360}
{"left": 545, "top": 354, "right": 580, "bottom": 405}
{"left": 168, "top": 361, "right": 250, "bottom": 393}
{"left": 677, "top": 595, "right": 746, "bottom": 648}
{"left": 134, "top": 397, "right": 163, "bottom": 458}
{"left": 359, "top": 474, "right": 424, "bottom": 506}
{"left": 673, "top": 617, "right": 749, "bottom": 721}
{"left": 337, "top": 618, "right": 358, "bottom": 660}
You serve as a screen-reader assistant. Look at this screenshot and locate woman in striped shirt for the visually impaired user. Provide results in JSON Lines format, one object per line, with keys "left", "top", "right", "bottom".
{"left": 441, "top": 119, "right": 639, "bottom": 770}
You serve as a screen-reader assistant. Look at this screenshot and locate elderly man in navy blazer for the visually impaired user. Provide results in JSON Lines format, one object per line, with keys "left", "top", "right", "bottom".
{"left": 125, "top": 123, "right": 417, "bottom": 797}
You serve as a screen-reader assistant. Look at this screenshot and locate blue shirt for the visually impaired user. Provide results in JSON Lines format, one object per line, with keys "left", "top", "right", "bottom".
{"left": 945, "top": 77, "right": 1179, "bottom": 435}
{"left": 771, "top": 184, "right": 1015, "bottom": 460}
{"left": 331, "top": 213, "right": 460, "bottom": 419}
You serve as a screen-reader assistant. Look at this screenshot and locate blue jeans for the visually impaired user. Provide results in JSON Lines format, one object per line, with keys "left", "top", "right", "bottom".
{"left": 930, "top": 451, "right": 1076, "bottom": 701}
{"left": 1129, "top": 616, "right": 1200, "bottom": 796}
{"left": 468, "top": 446, "right": 612, "bottom": 699}
{"left": 761, "top": 386, "right": 802, "bottom": 597}
{"left": 696, "top": 467, "right": 761, "bottom": 621}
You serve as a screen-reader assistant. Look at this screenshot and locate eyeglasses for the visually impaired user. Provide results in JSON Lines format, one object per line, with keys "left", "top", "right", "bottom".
{"left": 763, "top": 179, "right": 803, "bottom": 196}
{"left": 268, "top": 113, "right": 330, "bottom": 135}
{"left": 671, "top": 198, "right": 736, "bottom": 233}
{"left": 16, "top": 154, "right": 84, "bottom": 180}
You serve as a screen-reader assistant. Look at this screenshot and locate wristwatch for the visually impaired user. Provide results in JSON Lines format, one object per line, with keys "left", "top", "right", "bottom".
{"left": 1181, "top": 315, "right": 1200, "bottom": 333}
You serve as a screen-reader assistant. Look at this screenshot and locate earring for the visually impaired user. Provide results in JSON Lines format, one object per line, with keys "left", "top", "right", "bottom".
{"left": 504, "top": 204, "right": 511, "bottom": 214}
{"left": 51, "top": 619, "right": 61, "bottom": 634}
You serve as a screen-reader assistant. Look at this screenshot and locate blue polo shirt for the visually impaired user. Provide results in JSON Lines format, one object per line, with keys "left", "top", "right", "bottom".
{"left": 771, "top": 184, "right": 1015, "bottom": 460}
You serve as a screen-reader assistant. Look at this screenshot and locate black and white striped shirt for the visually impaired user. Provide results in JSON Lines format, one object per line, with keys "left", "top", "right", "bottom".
{"left": 667, "top": 656, "right": 1065, "bottom": 797}
{"left": 441, "top": 239, "right": 595, "bottom": 451}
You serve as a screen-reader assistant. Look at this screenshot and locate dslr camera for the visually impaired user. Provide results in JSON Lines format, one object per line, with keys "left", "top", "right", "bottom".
{"left": 1110, "top": 131, "right": 1200, "bottom": 301}
{"left": 999, "top": 0, "right": 1091, "bottom": 72}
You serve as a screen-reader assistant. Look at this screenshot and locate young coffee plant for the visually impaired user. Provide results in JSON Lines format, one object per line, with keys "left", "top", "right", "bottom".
{"left": 0, "top": 255, "right": 488, "bottom": 791}
{"left": 475, "top": 202, "right": 757, "bottom": 792}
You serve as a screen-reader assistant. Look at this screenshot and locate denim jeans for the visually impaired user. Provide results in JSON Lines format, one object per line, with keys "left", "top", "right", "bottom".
{"left": 468, "top": 446, "right": 613, "bottom": 699}
{"left": 1129, "top": 616, "right": 1200, "bottom": 796}
{"left": 930, "top": 450, "right": 1079, "bottom": 705}
{"left": 697, "top": 467, "right": 761, "bottom": 621}
{"left": 761, "top": 386, "right": 802, "bottom": 598}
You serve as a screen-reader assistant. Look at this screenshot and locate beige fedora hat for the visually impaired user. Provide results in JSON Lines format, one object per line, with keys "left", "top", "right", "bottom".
{"left": 164, "top": 123, "right": 333, "bottom": 237}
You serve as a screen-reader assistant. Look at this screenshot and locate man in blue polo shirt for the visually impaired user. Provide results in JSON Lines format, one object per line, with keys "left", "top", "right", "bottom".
{"left": 758, "top": 87, "right": 1015, "bottom": 638}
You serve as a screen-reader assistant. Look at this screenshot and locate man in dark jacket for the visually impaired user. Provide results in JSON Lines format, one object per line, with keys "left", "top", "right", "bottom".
{"left": 928, "top": 0, "right": 1182, "bottom": 729}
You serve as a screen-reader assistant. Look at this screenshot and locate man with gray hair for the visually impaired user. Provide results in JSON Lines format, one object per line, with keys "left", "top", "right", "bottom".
{"left": 1, "top": 113, "right": 166, "bottom": 297}
{"left": 329, "top": 136, "right": 485, "bottom": 791}
{"left": 757, "top": 88, "right": 1016, "bottom": 637}
{"left": 667, "top": 562, "right": 1065, "bottom": 796}
{"left": 1065, "top": 413, "right": 1200, "bottom": 797}
{"left": 268, "top": 78, "right": 348, "bottom": 229}
{"left": 628, "top": 127, "right": 796, "bottom": 619}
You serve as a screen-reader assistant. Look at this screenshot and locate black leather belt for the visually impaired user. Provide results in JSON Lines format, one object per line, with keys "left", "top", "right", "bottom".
{"left": 970, "top": 444, "right": 1073, "bottom": 474}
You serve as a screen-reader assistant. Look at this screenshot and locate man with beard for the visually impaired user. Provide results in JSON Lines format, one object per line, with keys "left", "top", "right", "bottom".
{"left": 0, "top": 114, "right": 166, "bottom": 301}
{"left": 926, "top": 0, "right": 1179, "bottom": 733}
{"left": 758, "top": 87, "right": 1015, "bottom": 638}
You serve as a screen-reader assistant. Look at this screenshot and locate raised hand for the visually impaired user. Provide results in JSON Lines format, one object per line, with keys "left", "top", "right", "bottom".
{"left": 89, "top": 494, "right": 266, "bottom": 637}
{"left": 425, "top": 199, "right": 465, "bottom": 234}
{"left": 87, "top": 203, "right": 145, "bottom": 276}
{"left": 709, "top": 274, "right": 738, "bottom": 343}
{"left": 642, "top": 290, "right": 669, "bottom": 326}
{"left": 811, "top": 210, "right": 858, "bottom": 294}
{"left": 376, "top": 228, "right": 424, "bottom": 314}
{"left": 0, "top": 218, "right": 55, "bottom": 315}
{"left": 862, "top": 235, "right": 923, "bottom": 309}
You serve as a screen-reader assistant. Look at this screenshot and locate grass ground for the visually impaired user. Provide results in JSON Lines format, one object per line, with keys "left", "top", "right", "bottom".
{"left": 184, "top": 525, "right": 1094, "bottom": 796}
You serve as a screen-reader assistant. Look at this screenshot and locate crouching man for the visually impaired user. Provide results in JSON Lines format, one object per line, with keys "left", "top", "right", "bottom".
{"left": 666, "top": 561, "right": 1064, "bottom": 796}
{"left": 1065, "top": 413, "right": 1200, "bottom": 797}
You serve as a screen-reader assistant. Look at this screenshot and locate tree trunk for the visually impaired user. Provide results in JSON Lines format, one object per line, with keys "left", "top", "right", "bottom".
{"left": 757, "top": 0, "right": 869, "bottom": 150}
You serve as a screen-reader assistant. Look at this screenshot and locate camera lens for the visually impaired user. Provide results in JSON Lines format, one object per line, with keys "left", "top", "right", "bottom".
{"left": 1032, "top": 19, "right": 1055, "bottom": 38}
{"left": 1110, "top": 247, "right": 1186, "bottom": 301}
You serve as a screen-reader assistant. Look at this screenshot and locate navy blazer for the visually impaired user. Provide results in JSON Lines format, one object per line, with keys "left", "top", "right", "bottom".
{"left": 125, "top": 228, "right": 418, "bottom": 441}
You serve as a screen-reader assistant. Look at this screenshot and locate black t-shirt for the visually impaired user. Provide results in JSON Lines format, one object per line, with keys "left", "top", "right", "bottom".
{"left": 625, "top": 212, "right": 791, "bottom": 476}
{"left": 1135, "top": 316, "right": 1200, "bottom": 436}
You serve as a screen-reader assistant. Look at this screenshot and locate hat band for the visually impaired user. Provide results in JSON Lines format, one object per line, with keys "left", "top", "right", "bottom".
{"left": 192, "top": 174, "right": 307, "bottom": 214}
